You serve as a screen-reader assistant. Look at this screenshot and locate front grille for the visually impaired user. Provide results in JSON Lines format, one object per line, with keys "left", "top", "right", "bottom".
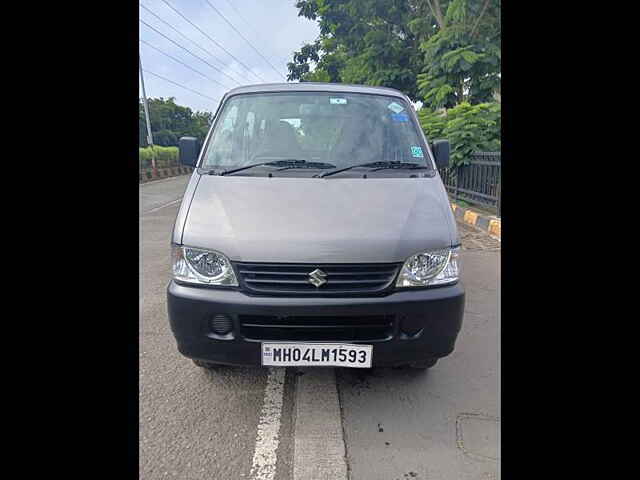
{"left": 235, "top": 262, "right": 401, "bottom": 296}
{"left": 239, "top": 315, "right": 394, "bottom": 341}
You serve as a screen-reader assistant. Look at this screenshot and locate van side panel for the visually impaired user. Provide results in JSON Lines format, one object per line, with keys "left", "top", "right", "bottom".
{"left": 171, "top": 171, "right": 202, "bottom": 245}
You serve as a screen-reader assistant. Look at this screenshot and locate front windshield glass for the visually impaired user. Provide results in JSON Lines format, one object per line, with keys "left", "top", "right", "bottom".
{"left": 201, "top": 92, "right": 431, "bottom": 171}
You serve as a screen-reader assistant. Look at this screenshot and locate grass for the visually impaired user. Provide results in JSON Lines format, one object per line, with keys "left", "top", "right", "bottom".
{"left": 453, "top": 199, "right": 471, "bottom": 208}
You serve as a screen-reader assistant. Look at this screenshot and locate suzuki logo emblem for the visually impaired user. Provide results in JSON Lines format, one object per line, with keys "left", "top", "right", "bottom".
{"left": 308, "top": 268, "right": 327, "bottom": 287}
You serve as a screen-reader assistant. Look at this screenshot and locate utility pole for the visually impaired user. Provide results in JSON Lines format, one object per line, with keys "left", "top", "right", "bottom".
{"left": 139, "top": 54, "right": 156, "bottom": 174}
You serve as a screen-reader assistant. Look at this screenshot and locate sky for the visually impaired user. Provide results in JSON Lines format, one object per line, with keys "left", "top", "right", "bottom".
{"left": 139, "top": 0, "right": 320, "bottom": 113}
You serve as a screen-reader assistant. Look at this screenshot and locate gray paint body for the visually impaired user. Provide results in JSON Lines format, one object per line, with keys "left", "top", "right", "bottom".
{"left": 172, "top": 83, "right": 459, "bottom": 264}
{"left": 222, "top": 81, "right": 414, "bottom": 100}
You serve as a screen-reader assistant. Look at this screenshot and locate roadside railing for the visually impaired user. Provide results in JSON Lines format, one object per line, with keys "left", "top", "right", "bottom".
{"left": 139, "top": 157, "right": 180, "bottom": 171}
{"left": 439, "top": 152, "right": 501, "bottom": 216}
{"left": 139, "top": 150, "right": 184, "bottom": 183}
{"left": 139, "top": 165, "right": 193, "bottom": 183}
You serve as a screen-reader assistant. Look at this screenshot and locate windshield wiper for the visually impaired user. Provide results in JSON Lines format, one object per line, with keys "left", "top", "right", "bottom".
{"left": 318, "top": 161, "right": 429, "bottom": 178}
{"left": 368, "top": 162, "right": 429, "bottom": 172}
{"left": 214, "top": 159, "right": 312, "bottom": 176}
{"left": 276, "top": 161, "right": 336, "bottom": 171}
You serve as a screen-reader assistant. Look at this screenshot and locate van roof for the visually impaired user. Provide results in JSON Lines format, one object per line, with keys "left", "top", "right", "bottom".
{"left": 225, "top": 82, "right": 407, "bottom": 99}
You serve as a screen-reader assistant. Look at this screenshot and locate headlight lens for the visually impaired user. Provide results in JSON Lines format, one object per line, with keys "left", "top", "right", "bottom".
{"left": 172, "top": 245, "right": 238, "bottom": 286}
{"left": 396, "top": 247, "right": 460, "bottom": 287}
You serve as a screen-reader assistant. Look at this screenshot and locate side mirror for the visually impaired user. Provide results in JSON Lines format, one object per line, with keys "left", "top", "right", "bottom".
{"left": 179, "top": 136, "right": 200, "bottom": 167}
{"left": 431, "top": 139, "right": 450, "bottom": 169}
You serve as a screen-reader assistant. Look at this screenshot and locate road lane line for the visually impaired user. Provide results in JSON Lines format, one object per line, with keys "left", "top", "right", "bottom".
{"left": 142, "top": 198, "right": 182, "bottom": 215}
{"left": 293, "top": 368, "right": 348, "bottom": 480}
{"left": 250, "top": 367, "right": 286, "bottom": 480}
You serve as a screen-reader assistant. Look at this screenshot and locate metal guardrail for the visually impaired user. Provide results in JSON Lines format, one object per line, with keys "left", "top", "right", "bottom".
{"left": 439, "top": 152, "right": 501, "bottom": 216}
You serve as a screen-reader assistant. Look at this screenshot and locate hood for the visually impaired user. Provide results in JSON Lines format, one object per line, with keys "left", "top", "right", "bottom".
{"left": 180, "top": 175, "right": 455, "bottom": 263}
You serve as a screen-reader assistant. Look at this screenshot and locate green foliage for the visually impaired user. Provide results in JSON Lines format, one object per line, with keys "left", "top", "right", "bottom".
{"left": 288, "top": 0, "right": 428, "bottom": 99}
{"left": 139, "top": 145, "right": 179, "bottom": 169}
{"left": 304, "top": 68, "right": 331, "bottom": 83}
{"left": 288, "top": 0, "right": 500, "bottom": 111}
{"left": 139, "top": 97, "right": 213, "bottom": 147}
{"left": 417, "top": 0, "right": 501, "bottom": 109}
{"left": 418, "top": 102, "right": 500, "bottom": 167}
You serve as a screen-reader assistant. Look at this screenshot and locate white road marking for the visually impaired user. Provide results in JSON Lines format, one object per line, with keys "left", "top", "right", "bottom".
{"left": 293, "top": 368, "right": 348, "bottom": 480}
{"left": 142, "top": 198, "right": 182, "bottom": 215}
{"left": 250, "top": 367, "right": 286, "bottom": 480}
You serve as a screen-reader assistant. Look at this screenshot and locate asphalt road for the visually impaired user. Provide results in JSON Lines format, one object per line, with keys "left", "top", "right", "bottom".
{"left": 140, "top": 174, "right": 500, "bottom": 480}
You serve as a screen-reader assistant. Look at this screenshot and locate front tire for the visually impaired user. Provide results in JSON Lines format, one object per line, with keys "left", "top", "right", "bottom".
{"left": 192, "top": 359, "right": 221, "bottom": 369}
{"left": 409, "top": 358, "right": 438, "bottom": 369}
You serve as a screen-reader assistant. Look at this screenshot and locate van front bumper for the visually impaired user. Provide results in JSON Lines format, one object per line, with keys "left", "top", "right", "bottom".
{"left": 167, "top": 281, "right": 465, "bottom": 367}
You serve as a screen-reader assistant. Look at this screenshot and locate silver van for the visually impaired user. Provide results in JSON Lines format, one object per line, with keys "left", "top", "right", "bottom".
{"left": 167, "top": 83, "right": 464, "bottom": 370}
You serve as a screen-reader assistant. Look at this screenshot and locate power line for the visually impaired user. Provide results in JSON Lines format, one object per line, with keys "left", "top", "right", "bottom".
{"left": 142, "top": 68, "right": 221, "bottom": 102}
{"left": 221, "top": 0, "right": 288, "bottom": 66}
{"left": 158, "top": 0, "right": 265, "bottom": 82}
{"left": 140, "top": 4, "right": 249, "bottom": 84}
{"left": 140, "top": 18, "right": 240, "bottom": 87}
{"left": 139, "top": 2, "right": 253, "bottom": 84}
{"left": 203, "top": 0, "right": 286, "bottom": 80}
{"left": 140, "top": 38, "right": 232, "bottom": 89}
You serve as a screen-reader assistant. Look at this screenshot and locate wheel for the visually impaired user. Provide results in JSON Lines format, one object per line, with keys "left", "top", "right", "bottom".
{"left": 408, "top": 358, "right": 438, "bottom": 369}
{"left": 192, "top": 359, "right": 221, "bottom": 369}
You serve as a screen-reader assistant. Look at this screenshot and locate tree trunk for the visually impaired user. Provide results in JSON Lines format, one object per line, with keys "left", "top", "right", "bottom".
{"left": 425, "top": 0, "right": 445, "bottom": 29}
{"left": 471, "top": 0, "right": 492, "bottom": 37}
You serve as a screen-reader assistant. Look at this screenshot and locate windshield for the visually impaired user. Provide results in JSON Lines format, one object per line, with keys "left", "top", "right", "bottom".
{"left": 200, "top": 92, "right": 432, "bottom": 173}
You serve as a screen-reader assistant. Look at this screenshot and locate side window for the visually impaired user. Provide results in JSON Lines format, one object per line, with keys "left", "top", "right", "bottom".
{"left": 204, "top": 104, "right": 238, "bottom": 166}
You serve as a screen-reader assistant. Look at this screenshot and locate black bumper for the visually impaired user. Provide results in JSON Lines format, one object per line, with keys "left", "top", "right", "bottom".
{"left": 167, "top": 281, "right": 465, "bottom": 367}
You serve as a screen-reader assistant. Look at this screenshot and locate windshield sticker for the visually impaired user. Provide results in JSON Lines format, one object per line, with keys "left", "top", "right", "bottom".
{"left": 330, "top": 98, "right": 347, "bottom": 105}
{"left": 411, "top": 146, "right": 424, "bottom": 158}
{"left": 391, "top": 112, "right": 409, "bottom": 123}
{"left": 387, "top": 102, "right": 404, "bottom": 114}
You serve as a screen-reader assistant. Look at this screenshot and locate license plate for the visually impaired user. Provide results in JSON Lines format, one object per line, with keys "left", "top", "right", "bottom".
{"left": 261, "top": 342, "right": 372, "bottom": 368}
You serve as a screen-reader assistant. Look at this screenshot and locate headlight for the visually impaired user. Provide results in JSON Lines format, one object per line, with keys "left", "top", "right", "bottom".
{"left": 396, "top": 247, "right": 460, "bottom": 287}
{"left": 172, "top": 245, "right": 238, "bottom": 286}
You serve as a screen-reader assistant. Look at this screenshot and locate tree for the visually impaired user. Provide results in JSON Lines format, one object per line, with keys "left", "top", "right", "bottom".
{"left": 138, "top": 97, "right": 213, "bottom": 147}
{"left": 416, "top": 0, "right": 501, "bottom": 109}
{"left": 288, "top": 0, "right": 427, "bottom": 99}
{"left": 418, "top": 102, "right": 500, "bottom": 167}
{"left": 287, "top": 0, "right": 500, "bottom": 109}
